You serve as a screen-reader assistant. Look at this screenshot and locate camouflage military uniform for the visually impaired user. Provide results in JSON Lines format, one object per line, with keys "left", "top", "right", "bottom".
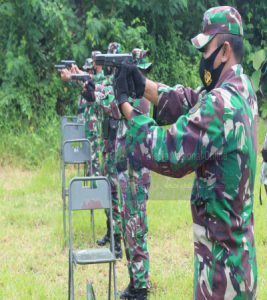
{"left": 83, "top": 71, "right": 104, "bottom": 176}
{"left": 117, "top": 49, "right": 153, "bottom": 290}
{"left": 97, "top": 82, "right": 122, "bottom": 237}
{"left": 260, "top": 60, "right": 267, "bottom": 196}
{"left": 83, "top": 54, "right": 104, "bottom": 177}
{"left": 117, "top": 97, "right": 151, "bottom": 289}
{"left": 123, "top": 7, "right": 258, "bottom": 299}
{"left": 96, "top": 83, "right": 152, "bottom": 288}
{"left": 98, "top": 43, "right": 123, "bottom": 239}
{"left": 77, "top": 95, "right": 86, "bottom": 123}
{"left": 98, "top": 48, "right": 153, "bottom": 289}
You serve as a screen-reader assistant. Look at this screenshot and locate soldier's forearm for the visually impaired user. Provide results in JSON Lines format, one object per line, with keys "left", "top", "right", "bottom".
{"left": 121, "top": 102, "right": 134, "bottom": 120}
{"left": 144, "top": 79, "right": 159, "bottom": 106}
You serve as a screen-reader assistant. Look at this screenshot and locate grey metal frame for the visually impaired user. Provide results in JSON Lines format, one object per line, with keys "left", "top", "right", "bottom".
{"left": 68, "top": 177, "right": 117, "bottom": 300}
{"left": 60, "top": 120, "right": 86, "bottom": 196}
{"left": 61, "top": 121, "right": 86, "bottom": 186}
{"left": 62, "top": 122, "right": 86, "bottom": 142}
{"left": 87, "top": 282, "right": 96, "bottom": 300}
{"left": 62, "top": 139, "right": 94, "bottom": 246}
{"left": 61, "top": 116, "right": 79, "bottom": 131}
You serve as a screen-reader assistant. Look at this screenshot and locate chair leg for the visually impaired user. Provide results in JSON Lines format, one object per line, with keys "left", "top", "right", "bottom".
{"left": 108, "top": 262, "right": 112, "bottom": 300}
{"left": 69, "top": 250, "right": 74, "bottom": 300}
{"left": 62, "top": 164, "right": 67, "bottom": 248}
{"left": 68, "top": 250, "right": 71, "bottom": 300}
{"left": 91, "top": 210, "right": 95, "bottom": 243}
{"left": 63, "top": 194, "right": 67, "bottom": 247}
{"left": 113, "top": 262, "right": 117, "bottom": 300}
{"left": 87, "top": 282, "right": 96, "bottom": 300}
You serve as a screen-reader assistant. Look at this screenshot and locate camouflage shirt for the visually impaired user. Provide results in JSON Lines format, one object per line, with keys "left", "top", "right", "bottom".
{"left": 95, "top": 82, "right": 121, "bottom": 120}
{"left": 93, "top": 70, "right": 106, "bottom": 84}
{"left": 125, "top": 64, "right": 258, "bottom": 298}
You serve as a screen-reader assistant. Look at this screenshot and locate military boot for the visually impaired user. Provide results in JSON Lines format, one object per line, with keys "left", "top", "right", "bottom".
{"left": 96, "top": 218, "right": 110, "bottom": 246}
{"left": 120, "top": 285, "right": 148, "bottom": 300}
{"left": 134, "top": 289, "right": 148, "bottom": 300}
{"left": 119, "top": 280, "right": 134, "bottom": 299}
{"left": 114, "top": 234, "right": 123, "bottom": 259}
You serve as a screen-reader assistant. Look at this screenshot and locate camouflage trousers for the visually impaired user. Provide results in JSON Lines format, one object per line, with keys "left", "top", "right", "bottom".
{"left": 102, "top": 146, "right": 121, "bottom": 236}
{"left": 84, "top": 104, "right": 101, "bottom": 176}
{"left": 86, "top": 133, "right": 101, "bottom": 177}
{"left": 118, "top": 161, "right": 151, "bottom": 289}
{"left": 193, "top": 240, "right": 257, "bottom": 299}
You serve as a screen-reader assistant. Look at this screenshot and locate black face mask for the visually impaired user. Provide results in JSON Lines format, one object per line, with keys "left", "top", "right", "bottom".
{"left": 199, "top": 43, "right": 225, "bottom": 92}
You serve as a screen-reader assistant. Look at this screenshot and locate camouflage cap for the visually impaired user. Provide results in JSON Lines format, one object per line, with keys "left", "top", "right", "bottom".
{"left": 132, "top": 48, "right": 152, "bottom": 70}
{"left": 191, "top": 6, "right": 243, "bottom": 51}
{"left": 83, "top": 58, "right": 93, "bottom": 70}
{"left": 107, "top": 42, "right": 122, "bottom": 54}
{"left": 91, "top": 50, "right": 102, "bottom": 61}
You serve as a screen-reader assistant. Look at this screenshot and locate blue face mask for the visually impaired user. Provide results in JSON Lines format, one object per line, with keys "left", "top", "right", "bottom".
{"left": 199, "top": 43, "right": 225, "bottom": 92}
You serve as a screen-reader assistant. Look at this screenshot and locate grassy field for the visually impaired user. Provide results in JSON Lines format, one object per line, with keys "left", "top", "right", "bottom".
{"left": 0, "top": 120, "right": 266, "bottom": 299}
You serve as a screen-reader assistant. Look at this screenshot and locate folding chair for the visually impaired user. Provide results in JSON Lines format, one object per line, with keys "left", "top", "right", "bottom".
{"left": 62, "top": 139, "right": 94, "bottom": 246}
{"left": 62, "top": 122, "right": 86, "bottom": 142}
{"left": 61, "top": 116, "right": 79, "bottom": 131}
{"left": 68, "top": 176, "right": 117, "bottom": 300}
{"left": 60, "top": 121, "right": 86, "bottom": 193}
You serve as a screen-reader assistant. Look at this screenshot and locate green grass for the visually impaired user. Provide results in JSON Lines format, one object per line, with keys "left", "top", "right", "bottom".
{"left": 0, "top": 119, "right": 266, "bottom": 299}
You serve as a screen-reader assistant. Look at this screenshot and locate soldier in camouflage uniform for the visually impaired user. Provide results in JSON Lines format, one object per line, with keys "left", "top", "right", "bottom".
{"left": 95, "top": 42, "right": 123, "bottom": 259}
{"left": 114, "top": 6, "right": 258, "bottom": 299}
{"left": 260, "top": 60, "right": 267, "bottom": 198}
{"left": 62, "top": 54, "right": 103, "bottom": 176}
{"left": 93, "top": 49, "right": 153, "bottom": 298}
{"left": 83, "top": 51, "right": 104, "bottom": 177}
{"left": 118, "top": 49, "right": 152, "bottom": 300}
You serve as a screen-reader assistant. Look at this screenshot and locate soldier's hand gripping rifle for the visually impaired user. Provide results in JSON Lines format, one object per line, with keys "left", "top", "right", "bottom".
{"left": 95, "top": 53, "right": 136, "bottom": 101}
{"left": 69, "top": 74, "right": 95, "bottom": 102}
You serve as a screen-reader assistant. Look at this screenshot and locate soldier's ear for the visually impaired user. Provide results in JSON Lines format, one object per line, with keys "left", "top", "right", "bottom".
{"left": 221, "top": 41, "right": 231, "bottom": 63}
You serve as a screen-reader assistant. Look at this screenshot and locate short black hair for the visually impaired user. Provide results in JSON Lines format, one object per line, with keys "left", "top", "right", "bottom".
{"left": 217, "top": 33, "right": 244, "bottom": 63}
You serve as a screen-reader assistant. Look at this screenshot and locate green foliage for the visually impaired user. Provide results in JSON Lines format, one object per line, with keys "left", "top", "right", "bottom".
{"left": 249, "top": 49, "right": 266, "bottom": 90}
{"left": 0, "top": 0, "right": 78, "bottom": 128}
{"left": 0, "top": 0, "right": 266, "bottom": 166}
{"left": 247, "top": 49, "right": 267, "bottom": 118}
{"left": 261, "top": 102, "right": 267, "bottom": 119}
{"left": 86, "top": 8, "right": 148, "bottom": 51}
{"left": 252, "top": 49, "right": 265, "bottom": 71}
{"left": 148, "top": 35, "right": 200, "bottom": 87}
